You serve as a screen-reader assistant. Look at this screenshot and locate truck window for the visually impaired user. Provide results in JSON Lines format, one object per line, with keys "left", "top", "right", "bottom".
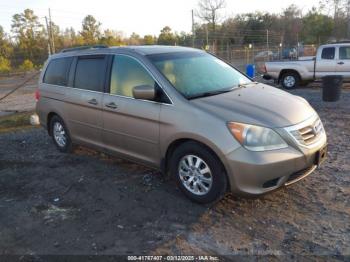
{"left": 321, "top": 47, "right": 335, "bottom": 60}
{"left": 43, "top": 57, "right": 73, "bottom": 86}
{"left": 339, "top": 47, "right": 350, "bottom": 60}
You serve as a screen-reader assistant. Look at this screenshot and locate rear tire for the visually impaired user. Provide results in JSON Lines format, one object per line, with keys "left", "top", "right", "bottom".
{"left": 281, "top": 72, "right": 300, "bottom": 89}
{"left": 49, "top": 115, "right": 73, "bottom": 153}
{"left": 169, "top": 142, "right": 227, "bottom": 204}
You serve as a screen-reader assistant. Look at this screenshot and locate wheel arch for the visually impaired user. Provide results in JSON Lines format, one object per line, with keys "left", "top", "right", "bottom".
{"left": 278, "top": 69, "right": 301, "bottom": 83}
{"left": 47, "top": 112, "right": 60, "bottom": 136}
{"left": 163, "top": 138, "right": 231, "bottom": 191}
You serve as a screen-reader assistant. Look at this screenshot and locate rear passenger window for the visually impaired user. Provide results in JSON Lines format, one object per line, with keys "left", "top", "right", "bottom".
{"left": 44, "top": 57, "right": 72, "bottom": 86}
{"left": 74, "top": 56, "right": 106, "bottom": 92}
{"left": 321, "top": 48, "right": 335, "bottom": 60}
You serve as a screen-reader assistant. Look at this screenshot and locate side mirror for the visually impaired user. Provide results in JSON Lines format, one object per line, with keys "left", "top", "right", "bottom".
{"left": 132, "top": 85, "right": 155, "bottom": 101}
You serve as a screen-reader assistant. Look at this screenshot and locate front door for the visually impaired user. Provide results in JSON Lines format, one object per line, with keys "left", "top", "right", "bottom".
{"left": 102, "top": 54, "right": 161, "bottom": 166}
{"left": 337, "top": 46, "right": 350, "bottom": 79}
{"left": 315, "top": 47, "right": 337, "bottom": 79}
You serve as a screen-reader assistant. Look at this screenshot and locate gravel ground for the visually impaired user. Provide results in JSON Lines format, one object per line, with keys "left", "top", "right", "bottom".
{"left": 0, "top": 88, "right": 349, "bottom": 261}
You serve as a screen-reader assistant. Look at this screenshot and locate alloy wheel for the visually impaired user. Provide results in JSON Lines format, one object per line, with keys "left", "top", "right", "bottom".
{"left": 53, "top": 122, "right": 67, "bottom": 147}
{"left": 178, "top": 155, "right": 213, "bottom": 196}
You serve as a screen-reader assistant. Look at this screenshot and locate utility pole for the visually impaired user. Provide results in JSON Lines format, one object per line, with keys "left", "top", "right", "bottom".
{"left": 49, "top": 8, "right": 55, "bottom": 53}
{"left": 191, "top": 9, "right": 195, "bottom": 48}
{"left": 45, "top": 16, "right": 51, "bottom": 56}
{"left": 280, "top": 35, "right": 284, "bottom": 60}
{"left": 206, "top": 24, "right": 209, "bottom": 48}
{"left": 297, "top": 32, "right": 299, "bottom": 59}
{"left": 266, "top": 29, "right": 269, "bottom": 61}
{"left": 348, "top": 0, "right": 350, "bottom": 39}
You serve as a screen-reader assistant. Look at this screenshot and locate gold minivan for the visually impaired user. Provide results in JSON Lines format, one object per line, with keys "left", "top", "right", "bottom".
{"left": 36, "top": 45, "right": 327, "bottom": 203}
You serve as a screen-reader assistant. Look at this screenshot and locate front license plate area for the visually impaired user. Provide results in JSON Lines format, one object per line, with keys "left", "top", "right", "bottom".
{"left": 315, "top": 145, "right": 327, "bottom": 166}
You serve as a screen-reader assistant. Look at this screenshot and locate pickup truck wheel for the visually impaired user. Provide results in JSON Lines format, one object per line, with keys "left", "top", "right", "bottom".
{"left": 281, "top": 72, "right": 299, "bottom": 89}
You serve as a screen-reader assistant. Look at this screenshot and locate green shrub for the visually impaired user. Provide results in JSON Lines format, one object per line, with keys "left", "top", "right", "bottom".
{"left": 19, "top": 59, "right": 34, "bottom": 71}
{"left": 0, "top": 56, "right": 11, "bottom": 73}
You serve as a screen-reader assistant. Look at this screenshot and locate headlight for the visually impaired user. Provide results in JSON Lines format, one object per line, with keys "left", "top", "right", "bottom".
{"left": 227, "top": 122, "right": 288, "bottom": 151}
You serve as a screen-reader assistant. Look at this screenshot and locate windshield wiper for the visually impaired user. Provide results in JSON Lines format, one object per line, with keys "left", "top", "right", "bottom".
{"left": 187, "top": 87, "right": 236, "bottom": 100}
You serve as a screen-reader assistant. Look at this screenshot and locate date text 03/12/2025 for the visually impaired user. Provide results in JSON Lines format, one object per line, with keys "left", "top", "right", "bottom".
{"left": 127, "top": 255, "right": 220, "bottom": 261}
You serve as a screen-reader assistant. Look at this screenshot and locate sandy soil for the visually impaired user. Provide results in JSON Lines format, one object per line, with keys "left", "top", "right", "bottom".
{"left": 0, "top": 73, "right": 39, "bottom": 116}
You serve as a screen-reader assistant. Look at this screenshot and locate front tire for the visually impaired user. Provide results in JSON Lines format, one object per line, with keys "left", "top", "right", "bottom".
{"left": 281, "top": 72, "right": 300, "bottom": 89}
{"left": 169, "top": 142, "right": 227, "bottom": 204}
{"left": 50, "top": 115, "right": 72, "bottom": 153}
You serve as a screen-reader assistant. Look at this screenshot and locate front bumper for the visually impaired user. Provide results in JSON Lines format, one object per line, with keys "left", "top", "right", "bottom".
{"left": 225, "top": 136, "right": 327, "bottom": 196}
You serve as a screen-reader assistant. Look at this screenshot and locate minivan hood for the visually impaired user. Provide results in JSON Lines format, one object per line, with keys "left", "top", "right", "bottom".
{"left": 191, "top": 83, "right": 316, "bottom": 128}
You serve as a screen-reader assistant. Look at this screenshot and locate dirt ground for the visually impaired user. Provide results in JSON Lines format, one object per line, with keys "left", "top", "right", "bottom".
{"left": 0, "top": 72, "right": 39, "bottom": 117}
{"left": 0, "top": 84, "right": 349, "bottom": 260}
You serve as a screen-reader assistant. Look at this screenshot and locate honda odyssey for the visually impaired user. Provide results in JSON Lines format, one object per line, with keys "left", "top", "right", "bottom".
{"left": 36, "top": 45, "right": 327, "bottom": 203}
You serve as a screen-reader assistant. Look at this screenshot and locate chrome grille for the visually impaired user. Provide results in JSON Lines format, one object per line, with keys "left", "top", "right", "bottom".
{"left": 288, "top": 118, "right": 324, "bottom": 146}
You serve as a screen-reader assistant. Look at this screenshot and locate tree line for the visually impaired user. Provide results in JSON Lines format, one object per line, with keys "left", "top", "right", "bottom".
{"left": 0, "top": 0, "right": 349, "bottom": 73}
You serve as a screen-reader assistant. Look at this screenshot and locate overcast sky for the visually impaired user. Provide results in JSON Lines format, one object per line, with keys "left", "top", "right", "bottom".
{"left": 0, "top": 0, "right": 321, "bottom": 36}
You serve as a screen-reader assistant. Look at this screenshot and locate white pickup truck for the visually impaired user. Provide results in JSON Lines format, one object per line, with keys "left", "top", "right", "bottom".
{"left": 263, "top": 43, "right": 350, "bottom": 89}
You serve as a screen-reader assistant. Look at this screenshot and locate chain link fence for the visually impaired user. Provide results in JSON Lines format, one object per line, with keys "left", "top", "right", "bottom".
{"left": 192, "top": 43, "right": 318, "bottom": 75}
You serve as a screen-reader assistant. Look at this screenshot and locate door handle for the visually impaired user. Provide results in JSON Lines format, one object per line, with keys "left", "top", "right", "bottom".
{"left": 105, "top": 102, "right": 118, "bottom": 109}
{"left": 338, "top": 61, "right": 344, "bottom": 65}
{"left": 88, "top": 98, "right": 98, "bottom": 105}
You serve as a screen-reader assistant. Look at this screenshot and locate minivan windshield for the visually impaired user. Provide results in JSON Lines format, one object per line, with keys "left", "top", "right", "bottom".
{"left": 148, "top": 51, "right": 251, "bottom": 99}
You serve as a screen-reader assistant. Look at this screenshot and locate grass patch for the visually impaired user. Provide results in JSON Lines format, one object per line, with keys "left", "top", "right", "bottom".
{"left": 0, "top": 111, "right": 37, "bottom": 133}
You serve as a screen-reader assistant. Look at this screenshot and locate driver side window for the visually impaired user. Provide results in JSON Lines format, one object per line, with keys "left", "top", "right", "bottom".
{"left": 321, "top": 47, "right": 335, "bottom": 60}
{"left": 110, "top": 55, "right": 155, "bottom": 97}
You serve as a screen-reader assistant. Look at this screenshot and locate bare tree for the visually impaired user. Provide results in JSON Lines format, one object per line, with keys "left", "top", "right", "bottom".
{"left": 320, "top": 0, "right": 345, "bottom": 17}
{"left": 196, "top": 0, "right": 226, "bottom": 34}
{"left": 320, "top": 0, "right": 348, "bottom": 39}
